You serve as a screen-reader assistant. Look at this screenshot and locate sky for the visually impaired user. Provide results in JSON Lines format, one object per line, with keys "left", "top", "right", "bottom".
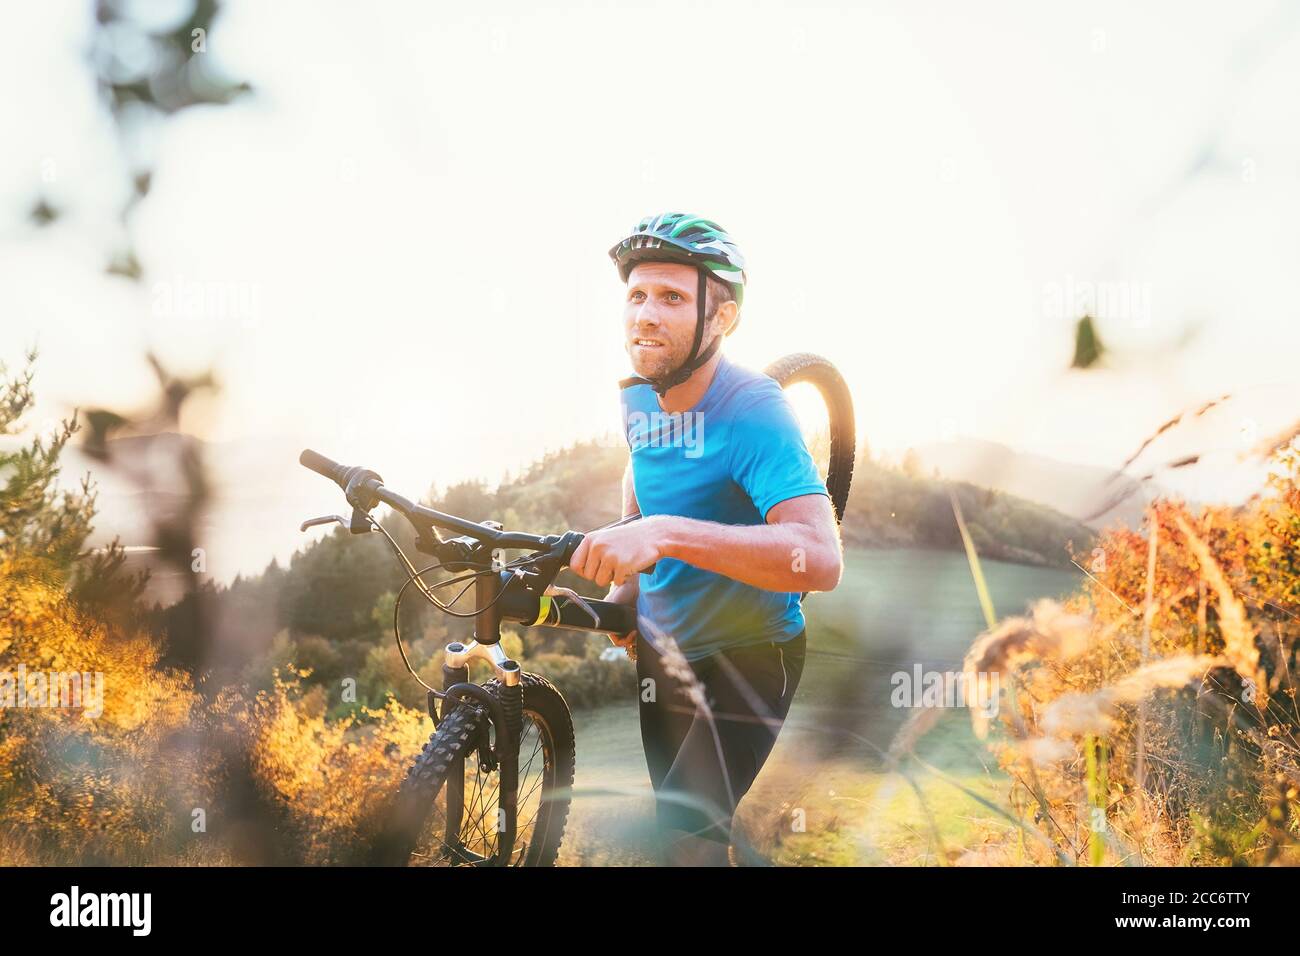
{"left": 2, "top": 0, "right": 1299, "bottom": 581}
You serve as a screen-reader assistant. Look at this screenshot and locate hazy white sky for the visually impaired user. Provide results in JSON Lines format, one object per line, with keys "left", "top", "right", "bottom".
{"left": 3, "top": 0, "right": 1299, "bottom": 579}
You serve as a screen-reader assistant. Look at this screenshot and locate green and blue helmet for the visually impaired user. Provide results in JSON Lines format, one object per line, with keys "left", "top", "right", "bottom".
{"left": 610, "top": 212, "right": 747, "bottom": 395}
{"left": 609, "top": 212, "right": 747, "bottom": 305}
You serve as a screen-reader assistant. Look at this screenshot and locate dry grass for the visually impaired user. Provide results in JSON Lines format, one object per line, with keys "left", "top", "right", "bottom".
{"left": 891, "top": 444, "right": 1300, "bottom": 865}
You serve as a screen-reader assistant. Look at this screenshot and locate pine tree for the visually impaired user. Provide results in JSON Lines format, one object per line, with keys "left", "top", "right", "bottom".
{"left": 0, "top": 351, "right": 145, "bottom": 619}
{"left": 0, "top": 350, "right": 94, "bottom": 574}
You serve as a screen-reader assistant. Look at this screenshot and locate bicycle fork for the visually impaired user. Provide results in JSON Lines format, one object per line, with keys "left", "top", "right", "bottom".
{"left": 436, "top": 534, "right": 524, "bottom": 865}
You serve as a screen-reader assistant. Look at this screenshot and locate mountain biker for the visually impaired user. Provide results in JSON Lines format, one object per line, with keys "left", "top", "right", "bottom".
{"left": 566, "top": 212, "right": 844, "bottom": 866}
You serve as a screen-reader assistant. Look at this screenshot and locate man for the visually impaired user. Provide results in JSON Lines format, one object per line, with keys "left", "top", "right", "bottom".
{"left": 566, "top": 213, "right": 843, "bottom": 866}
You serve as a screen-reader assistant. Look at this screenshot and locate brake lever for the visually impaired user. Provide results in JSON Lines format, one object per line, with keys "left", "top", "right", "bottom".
{"left": 512, "top": 530, "right": 585, "bottom": 597}
{"left": 300, "top": 514, "right": 353, "bottom": 532}
{"left": 543, "top": 585, "right": 600, "bottom": 628}
{"left": 299, "top": 509, "right": 374, "bottom": 535}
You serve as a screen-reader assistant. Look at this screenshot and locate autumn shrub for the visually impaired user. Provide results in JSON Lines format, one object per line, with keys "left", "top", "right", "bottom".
{"left": 949, "top": 445, "right": 1300, "bottom": 865}
{"left": 0, "top": 557, "right": 218, "bottom": 864}
{"left": 217, "top": 668, "right": 429, "bottom": 865}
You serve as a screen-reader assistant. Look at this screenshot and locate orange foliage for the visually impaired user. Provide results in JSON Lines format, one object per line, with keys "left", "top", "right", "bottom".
{"left": 961, "top": 447, "right": 1300, "bottom": 864}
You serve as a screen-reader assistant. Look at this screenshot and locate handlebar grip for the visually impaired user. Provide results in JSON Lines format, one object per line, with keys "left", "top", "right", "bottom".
{"left": 299, "top": 449, "right": 346, "bottom": 487}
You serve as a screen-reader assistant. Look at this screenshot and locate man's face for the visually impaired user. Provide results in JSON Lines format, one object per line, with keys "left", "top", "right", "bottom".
{"left": 624, "top": 261, "right": 710, "bottom": 380}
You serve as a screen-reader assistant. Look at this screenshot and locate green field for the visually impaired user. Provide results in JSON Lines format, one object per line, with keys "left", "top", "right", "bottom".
{"left": 558, "top": 546, "right": 1082, "bottom": 866}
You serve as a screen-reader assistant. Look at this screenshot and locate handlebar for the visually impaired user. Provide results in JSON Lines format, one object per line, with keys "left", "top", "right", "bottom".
{"left": 300, "top": 448, "right": 564, "bottom": 550}
{"left": 299, "top": 449, "right": 649, "bottom": 635}
{"left": 493, "top": 572, "right": 638, "bottom": 635}
{"left": 298, "top": 448, "right": 348, "bottom": 486}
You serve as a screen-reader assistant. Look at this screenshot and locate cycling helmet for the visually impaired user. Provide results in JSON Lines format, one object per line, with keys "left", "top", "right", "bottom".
{"left": 611, "top": 213, "right": 747, "bottom": 395}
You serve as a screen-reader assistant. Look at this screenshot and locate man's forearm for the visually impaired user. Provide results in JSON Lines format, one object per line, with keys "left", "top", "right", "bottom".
{"left": 657, "top": 515, "right": 840, "bottom": 593}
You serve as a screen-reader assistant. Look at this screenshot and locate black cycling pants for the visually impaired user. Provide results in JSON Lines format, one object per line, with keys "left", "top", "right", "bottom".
{"left": 634, "top": 630, "right": 806, "bottom": 844}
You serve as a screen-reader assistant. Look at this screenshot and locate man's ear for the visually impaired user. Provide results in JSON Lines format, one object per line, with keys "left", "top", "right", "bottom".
{"left": 716, "top": 300, "right": 740, "bottom": 336}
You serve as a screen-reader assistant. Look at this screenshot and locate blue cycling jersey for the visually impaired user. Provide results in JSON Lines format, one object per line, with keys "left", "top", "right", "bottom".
{"left": 621, "top": 354, "right": 828, "bottom": 660}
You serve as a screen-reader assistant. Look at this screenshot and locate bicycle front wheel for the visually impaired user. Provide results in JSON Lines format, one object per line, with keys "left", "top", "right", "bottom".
{"left": 376, "top": 672, "right": 575, "bottom": 867}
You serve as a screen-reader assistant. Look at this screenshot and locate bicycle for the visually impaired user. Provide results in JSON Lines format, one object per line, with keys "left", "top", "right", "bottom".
{"left": 297, "top": 352, "right": 855, "bottom": 867}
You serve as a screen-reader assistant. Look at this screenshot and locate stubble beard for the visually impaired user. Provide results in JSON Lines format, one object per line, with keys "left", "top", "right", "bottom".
{"left": 629, "top": 336, "right": 687, "bottom": 380}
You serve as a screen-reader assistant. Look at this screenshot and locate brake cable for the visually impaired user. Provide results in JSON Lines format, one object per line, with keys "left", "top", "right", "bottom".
{"left": 365, "top": 513, "right": 569, "bottom": 692}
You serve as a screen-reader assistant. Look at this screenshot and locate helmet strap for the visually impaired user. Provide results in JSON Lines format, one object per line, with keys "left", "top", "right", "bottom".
{"left": 689, "top": 265, "right": 708, "bottom": 360}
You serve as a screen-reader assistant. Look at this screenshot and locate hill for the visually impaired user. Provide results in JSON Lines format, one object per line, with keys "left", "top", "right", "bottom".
{"left": 909, "top": 437, "right": 1164, "bottom": 531}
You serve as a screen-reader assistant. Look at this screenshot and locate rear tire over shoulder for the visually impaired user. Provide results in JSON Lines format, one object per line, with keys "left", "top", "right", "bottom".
{"left": 764, "top": 352, "right": 856, "bottom": 524}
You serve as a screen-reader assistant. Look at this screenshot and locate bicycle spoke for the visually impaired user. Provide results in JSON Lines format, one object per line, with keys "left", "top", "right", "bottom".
{"left": 517, "top": 775, "right": 546, "bottom": 828}
{"left": 519, "top": 770, "right": 546, "bottom": 806}
{"left": 463, "top": 765, "right": 495, "bottom": 857}
{"left": 464, "top": 760, "right": 503, "bottom": 858}
{"left": 519, "top": 726, "right": 544, "bottom": 777}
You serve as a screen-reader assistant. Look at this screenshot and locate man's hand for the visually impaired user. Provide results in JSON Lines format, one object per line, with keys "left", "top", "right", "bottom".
{"left": 610, "top": 628, "right": 638, "bottom": 662}
{"left": 568, "top": 516, "right": 667, "bottom": 588}
{"left": 604, "top": 577, "right": 640, "bottom": 662}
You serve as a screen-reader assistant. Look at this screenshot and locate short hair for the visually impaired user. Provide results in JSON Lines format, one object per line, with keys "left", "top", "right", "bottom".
{"left": 704, "top": 274, "right": 737, "bottom": 324}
